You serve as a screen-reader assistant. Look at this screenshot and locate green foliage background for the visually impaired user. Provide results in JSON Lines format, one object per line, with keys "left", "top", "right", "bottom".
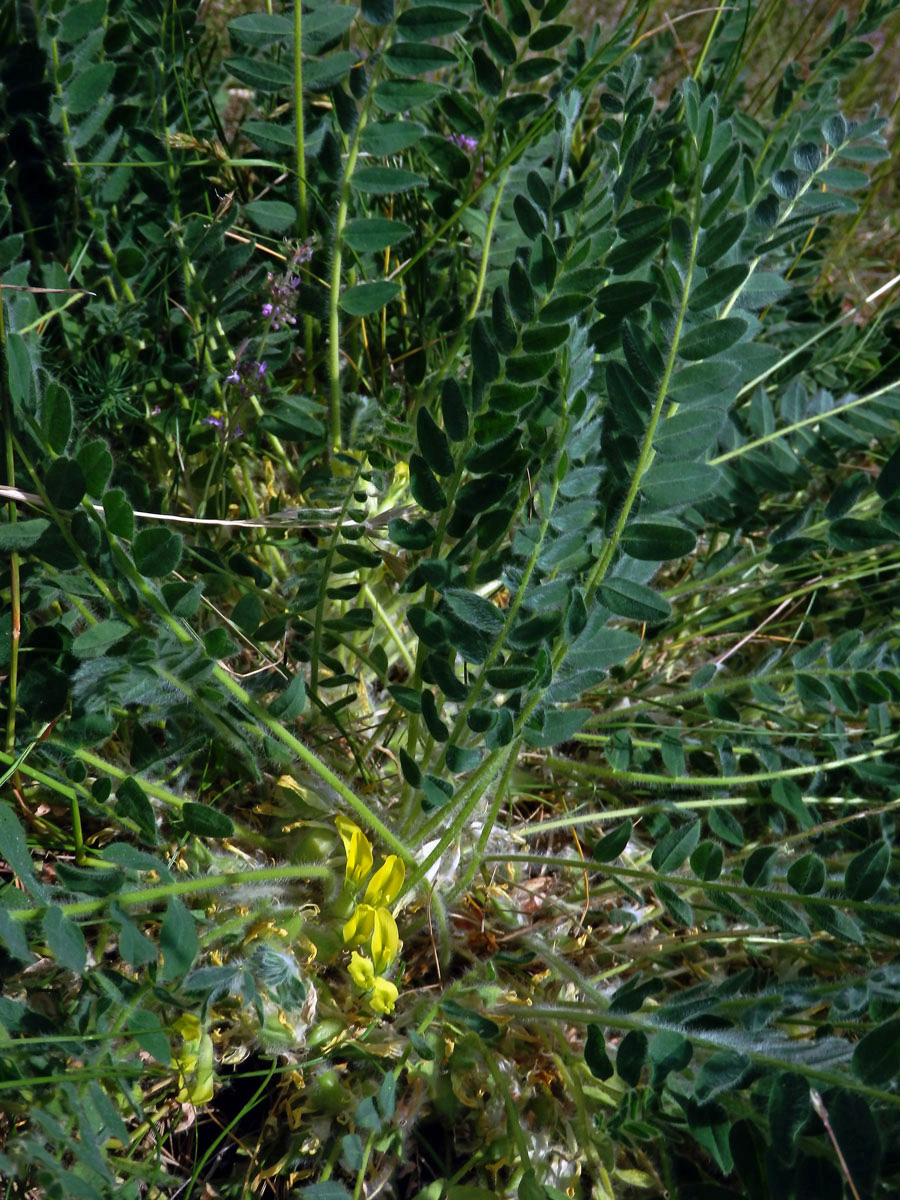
{"left": 1, "top": 0, "right": 900, "bottom": 1196}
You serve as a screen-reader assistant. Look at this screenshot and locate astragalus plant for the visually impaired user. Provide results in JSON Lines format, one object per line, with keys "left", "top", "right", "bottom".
{"left": 1, "top": 0, "right": 900, "bottom": 1196}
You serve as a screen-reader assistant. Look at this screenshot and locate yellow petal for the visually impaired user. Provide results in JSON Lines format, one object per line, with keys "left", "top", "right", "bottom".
{"left": 370, "top": 976, "right": 399, "bottom": 1015}
{"left": 342, "top": 903, "right": 375, "bottom": 946}
{"left": 363, "top": 855, "right": 405, "bottom": 908}
{"left": 335, "top": 815, "right": 373, "bottom": 885}
{"left": 173, "top": 1013, "right": 202, "bottom": 1043}
{"left": 370, "top": 907, "right": 400, "bottom": 975}
{"left": 348, "top": 951, "right": 375, "bottom": 990}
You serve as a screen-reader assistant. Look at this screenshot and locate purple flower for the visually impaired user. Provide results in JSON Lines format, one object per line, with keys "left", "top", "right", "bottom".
{"left": 203, "top": 415, "right": 223, "bottom": 428}
{"left": 225, "top": 369, "right": 241, "bottom": 384}
{"left": 254, "top": 361, "right": 267, "bottom": 377}
{"left": 449, "top": 132, "right": 478, "bottom": 153}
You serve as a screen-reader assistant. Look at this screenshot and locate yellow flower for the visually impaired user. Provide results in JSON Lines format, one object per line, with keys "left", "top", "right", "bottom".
{"left": 364, "top": 854, "right": 405, "bottom": 907}
{"left": 342, "top": 903, "right": 375, "bottom": 946}
{"left": 370, "top": 906, "right": 400, "bottom": 975}
{"left": 335, "top": 814, "right": 373, "bottom": 886}
{"left": 172, "top": 1014, "right": 215, "bottom": 1105}
{"left": 370, "top": 976, "right": 399, "bottom": 1015}
{"left": 348, "top": 951, "right": 375, "bottom": 990}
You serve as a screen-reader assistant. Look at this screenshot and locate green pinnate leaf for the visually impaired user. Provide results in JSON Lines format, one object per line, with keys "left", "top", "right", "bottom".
{"left": 351, "top": 167, "right": 426, "bottom": 194}
{"left": 597, "top": 579, "right": 671, "bottom": 622}
{"left": 67, "top": 63, "right": 115, "bottom": 114}
{"left": 244, "top": 200, "right": 297, "bottom": 233}
{"left": 767, "top": 1073, "right": 810, "bottom": 1162}
{"left": 103, "top": 489, "right": 134, "bottom": 539}
{"left": 483, "top": 13, "right": 516, "bottom": 64}
{"left": 616, "top": 1029, "right": 648, "bottom": 1086}
{"left": 443, "top": 588, "right": 504, "bottom": 635}
{"left": 45, "top": 457, "right": 85, "bottom": 508}
{"left": 417, "top": 408, "right": 454, "bottom": 477}
{"left": 621, "top": 521, "right": 696, "bottom": 561}
{"left": 409, "top": 454, "right": 446, "bottom": 512}
{"left": 116, "top": 778, "right": 157, "bottom": 845}
{"left": 822, "top": 113, "right": 847, "bottom": 147}
{"left": 472, "top": 46, "right": 502, "bottom": 96}
{"left": 649, "top": 1030, "right": 693, "bottom": 1086}
{"left": 690, "top": 265, "right": 749, "bottom": 311}
{"left": 651, "top": 820, "right": 701, "bottom": 873}
{"left": 491, "top": 287, "right": 518, "bottom": 354}
{"left": 133, "top": 528, "right": 183, "bottom": 576}
{"left": 690, "top": 840, "right": 723, "bottom": 881}
{"left": 182, "top": 803, "right": 236, "bottom": 839}
{"left": 40, "top": 381, "right": 73, "bottom": 454}
{"left": 72, "top": 619, "right": 132, "bottom": 659}
{"left": 77, "top": 440, "right": 114, "bottom": 497}
{"left": 679, "top": 318, "right": 748, "bottom": 361}
{"left": 43, "top": 907, "right": 87, "bottom": 973}
{"left": 228, "top": 12, "right": 293, "bottom": 45}
{"left": 585, "top": 1024, "right": 614, "bottom": 1080}
{"left": 0, "top": 802, "right": 49, "bottom": 901}
{"left": 384, "top": 42, "right": 456, "bottom": 74}
{"left": 844, "top": 841, "right": 889, "bottom": 901}
{"left": 340, "top": 281, "right": 400, "bottom": 316}
{"left": 501, "top": 0, "right": 531, "bottom": 36}
{"left": 373, "top": 79, "right": 444, "bottom": 113}
{"left": 471, "top": 318, "right": 501, "bottom": 382}
{"left": 772, "top": 169, "right": 801, "bottom": 199}
{"left": 592, "top": 816, "right": 633, "bottom": 864}
{"left": 226, "top": 56, "right": 293, "bottom": 91}
{"left": 54, "top": 862, "right": 126, "bottom": 897}
{"left": 694, "top": 1050, "right": 749, "bottom": 1103}
{"left": 159, "top": 897, "right": 198, "bottom": 982}
{"left": 303, "top": 6, "right": 358, "bottom": 49}
{"left": 362, "top": 0, "right": 392, "bottom": 24}
{"left": 0, "top": 518, "right": 50, "bottom": 552}
{"left": 794, "top": 143, "right": 823, "bottom": 172}
{"left": 343, "top": 219, "right": 413, "bottom": 252}
{"left": 852, "top": 1016, "right": 900, "bottom": 1085}
{"left": 399, "top": 746, "right": 422, "bottom": 787}
{"left": 397, "top": 5, "right": 469, "bottom": 38}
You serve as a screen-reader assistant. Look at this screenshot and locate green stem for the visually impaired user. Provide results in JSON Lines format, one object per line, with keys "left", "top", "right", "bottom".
{"left": 721, "top": 143, "right": 840, "bottom": 319}
{"left": 711, "top": 373, "right": 900, "bottom": 465}
{"left": 0, "top": 273, "right": 18, "bottom": 757}
{"left": 293, "top": 1, "right": 308, "bottom": 242}
{"left": 328, "top": 116, "right": 368, "bottom": 452}
{"left": 293, "top": 0, "right": 315, "bottom": 386}
{"left": 464, "top": 171, "right": 510, "bottom": 323}
{"left": 445, "top": 741, "right": 518, "bottom": 902}
{"left": 7, "top": 864, "right": 331, "bottom": 923}
{"left": 583, "top": 169, "right": 702, "bottom": 608}
{"left": 541, "top": 744, "right": 891, "bottom": 791}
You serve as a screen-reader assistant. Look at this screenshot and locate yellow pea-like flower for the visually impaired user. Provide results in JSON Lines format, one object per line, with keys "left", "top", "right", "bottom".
{"left": 370, "top": 976, "right": 399, "bottom": 1015}
{"left": 342, "top": 902, "right": 375, "bottom": 946}
{"left": 335, "top": 814, "right": 373, "bottom": 886}
{"left": 348, "top": 950, "right": 375, "bottom": 991}
{"left": 172, "top": 1014, "right": 215, "bottom": 1105}
{"left": 370, "top": 906, "right": 400, "bottom": 975}
{"left": 364, "top": 855, "right": 405, "bottom": 908}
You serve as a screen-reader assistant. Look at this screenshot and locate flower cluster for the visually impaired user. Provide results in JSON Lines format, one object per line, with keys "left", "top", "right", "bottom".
{"left": 224, "top": 358, "right": 268, "bottom": 391}
{"left": 262, "top": 241, "right": 313, "bottom": 331}
{"left": 335, "top": 815, "right": 405, "bottom": 1015}
{"left": 448, "top": 132, "right": 478, "bottom": 154}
